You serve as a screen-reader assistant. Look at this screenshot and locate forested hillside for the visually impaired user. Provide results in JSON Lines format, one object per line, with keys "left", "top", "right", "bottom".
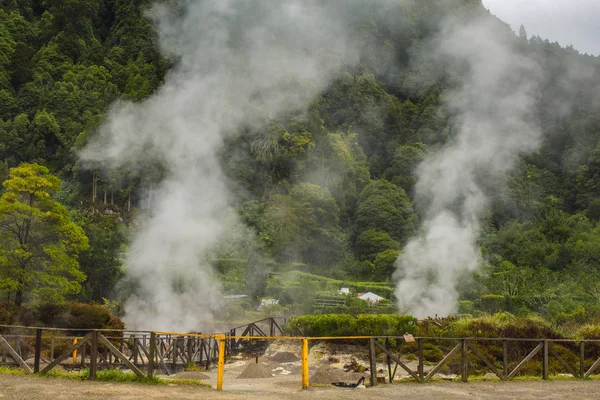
{"left": 1, "top": 0, "right": 600, "bottom": 326}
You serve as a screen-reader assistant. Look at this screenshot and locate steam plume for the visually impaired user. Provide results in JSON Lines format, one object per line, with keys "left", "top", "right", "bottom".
{"left": 394, "top": 13, "right": 542, "bottom": 317}
{"left": 81, "top": 0, "right": 356, "bottom": 331}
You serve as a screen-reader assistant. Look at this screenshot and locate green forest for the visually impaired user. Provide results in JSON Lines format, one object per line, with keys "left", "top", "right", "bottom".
{"left": 1, "top": 0, "right": 600, "bottom": 329}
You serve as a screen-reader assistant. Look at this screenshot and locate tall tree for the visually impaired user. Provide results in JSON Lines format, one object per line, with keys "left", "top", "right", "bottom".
{"left": 0, "top": 163, "right": 88, "bottom": 306}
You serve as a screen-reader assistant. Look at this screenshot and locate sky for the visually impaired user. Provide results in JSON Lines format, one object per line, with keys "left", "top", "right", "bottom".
{"left": 482, "top": 0, "right": 600, "bottom": 55}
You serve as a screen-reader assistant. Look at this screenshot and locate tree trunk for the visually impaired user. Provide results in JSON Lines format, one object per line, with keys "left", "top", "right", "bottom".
{"left": 15, "top": 290, "right": 23, "bottom": 307}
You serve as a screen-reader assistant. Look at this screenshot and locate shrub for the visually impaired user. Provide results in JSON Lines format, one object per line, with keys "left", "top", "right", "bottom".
{"left": 0, "top": 302, "right": 19, "bottom": 325}
{"left": 286, "top": 314, "right": 417, "bottom": 337}
{"left": 575, "top": 324, "right": 600, "bottom": 340}
{"left": 37, "top": 303, "right": 68, "bottom": 326}
{"left": 46, "top": 303, "right": 125, "bottom": 336}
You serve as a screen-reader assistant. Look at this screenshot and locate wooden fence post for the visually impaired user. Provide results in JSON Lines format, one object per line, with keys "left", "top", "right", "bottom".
{"left": 580, "top": 341, "right": 585, "bottom": 379}
{"left": 148, "top": 332, "right": 156, "bottom": 378}
{"left": 385, "top": 338, "right": 392, "bottom": 384}
{"left": 34, "top": 329, "right": 42, "bottom": 373}
{"left": 90, "top": 331, "right": 98, "bottom": 380}
{"left": 503, "top": 340, "right": 508, "bottom": 379}
{"left": 461, "top": 339, "right": 468, "bottom": 382}
{"left": 80, "top": 341, "right": 86, "bottom": 368}
{"left": 187, "top": 337, "right": 193, "bottom": 364}
{"left": 418, "top": 338, "right": 424, "bottom": 382}
{"left": 133, "top": 337, "right": 139, "bottom": 365}
{"left": 542, "top": 340, "right": 549, "bottom": 380}
{"left": 369, "top": 337, "right": 377, "bottom": 387}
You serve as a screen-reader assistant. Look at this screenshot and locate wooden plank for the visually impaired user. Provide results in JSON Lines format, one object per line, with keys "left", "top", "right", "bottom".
{"left": 508, "top": 342, "right": 543, "bottom": 379}
{"left": 133, "top": 338, "right": 139, "bottom": 365}
{"left": 89, "top": 332, "right": 98, "bottom": 380}
{"left": 468, "top": 343, "right": 505, "bottom": 380}
{"left": 148, "top": 332, "right": 156, "bottom": 378}
{"left": 97, "top": 333, "right": 145, "bottom": 378}
{"left": 171, "top": 338, "right": 178, "bottom": 372}
{"left": 137, "top": 339, "right": 150, "bottom": 363}
{"left": 41, "top": 334, "right": 91, "bottom": 374}
{"left": 187, "top": 338, "right": 193, "bottom": 364}
{"left": 418, "top": 338, "right": 424, "bottom": 381}
{"left": 80, "top": 342, "right": 87, "bottom": 368}
{"left": 425, "top": 343, "right": 461, "bottom": 382}
{"left": 549, "top": 344, "right": 578, "bottom": 378}
{"left": 585, "top": 356, "right": 600, "bottom": 379}
{"left": 271, "top": 319, "right": 284, "bottom": 335}
{"left": 34, "top": 329, "right": 42, "bottom": 373}
{"left": 503, "top": 340, "right": 508, "bottom": 378}
{"left": 542, "top": 340, "right": 549, "bottom": 380}
{"left": 0, "top": 335, "right": 33, "bottom": 373}
{"left": 385, "top": 338, "right": 392, "bottom": 384}
{"left": 461, "top": 339, "right": 468, "bottom": 382}
{"left": 136, "top": 340, "right": 146, "bottom": 365}
{"left": 580, "top": 342, "right": 585, "bottom": 379}
{"left": 374, "top": 340, "right": 420, "bottom": 382}
{"left": 369, "top": 337, "right": 377, "bottom": 386}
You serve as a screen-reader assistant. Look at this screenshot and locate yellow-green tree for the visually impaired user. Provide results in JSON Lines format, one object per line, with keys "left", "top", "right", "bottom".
{"left": 0, "top": 163, "right": 88, "bottom": 306}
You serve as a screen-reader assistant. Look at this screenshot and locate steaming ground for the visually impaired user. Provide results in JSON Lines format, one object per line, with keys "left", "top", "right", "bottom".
{"left": 394, "top": 12, "right": 542, "bottom": 318}
{"left": 81, "top": 0, "right": 359, "bottom": 331}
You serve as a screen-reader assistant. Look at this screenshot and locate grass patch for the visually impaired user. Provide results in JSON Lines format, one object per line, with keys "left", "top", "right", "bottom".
{"left": 164, "top": 378, "right": 211, "bottom": 387}
{"left": 0, "top": 366, "right": 28, "bottom": 376}
{"left": 39, "top": 367, "right": 211, "bottom": 387}
{"left": 184, "top": 362, "right": 202, "bottom": 372}
{"left": 0, "top": 365, "right": 211, "bottom": 387}
{"left": 79, "top": 368, "right": 161, "bottom": 384}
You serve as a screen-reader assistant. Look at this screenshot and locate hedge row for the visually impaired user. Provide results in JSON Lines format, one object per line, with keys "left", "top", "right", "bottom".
{"left": 287, "top": 314, "right": 417, "bottom": 337}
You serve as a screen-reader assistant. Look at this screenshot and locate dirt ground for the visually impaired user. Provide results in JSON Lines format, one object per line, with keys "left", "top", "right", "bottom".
{"left": 3, "top": 373, "right": 600, "bottom": 400}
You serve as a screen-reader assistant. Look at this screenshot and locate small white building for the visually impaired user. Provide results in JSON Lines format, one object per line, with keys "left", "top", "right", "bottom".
{"left": 339, "top": 287, "right": 350, "bottom": 295}
{"left": 257, "top": 298, "right": 279, "bottom": 311}
{"left": 357, "top": 292, "right": 385, "bottom": 303}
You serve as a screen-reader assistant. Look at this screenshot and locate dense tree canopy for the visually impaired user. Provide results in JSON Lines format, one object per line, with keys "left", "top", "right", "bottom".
{"left": 0, "top": 0, "right": 600, "bottom": 324}
{"left": 0, "top": 163, "right": 88, "bottom": 306}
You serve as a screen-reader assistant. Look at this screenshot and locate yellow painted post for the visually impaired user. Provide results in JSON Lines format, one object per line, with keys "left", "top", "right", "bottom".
{"left": 72, "top": 338, "right": 78, "bottom": 363}
{"left": 302, "top": 338, "right": 309, "bottom": 389}
{"left": 216, "top": 335, "right": 226, "bottom": 391}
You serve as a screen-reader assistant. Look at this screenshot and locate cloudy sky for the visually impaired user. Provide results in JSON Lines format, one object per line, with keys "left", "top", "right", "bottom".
{"left": 482, "top": 0, "right": 600, "bottom": 55}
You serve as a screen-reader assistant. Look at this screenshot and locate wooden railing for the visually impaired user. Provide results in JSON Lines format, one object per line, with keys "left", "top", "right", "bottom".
{"left": 3, "top": 324, "right": 600, "bottom": 390}
{"left": 368, "top": 336, "right": 600, "bottom": 385}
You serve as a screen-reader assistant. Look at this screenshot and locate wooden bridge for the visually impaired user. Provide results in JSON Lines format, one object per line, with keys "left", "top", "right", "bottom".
{"left": 0, "top": 317, "right": 286, "bottom": 377}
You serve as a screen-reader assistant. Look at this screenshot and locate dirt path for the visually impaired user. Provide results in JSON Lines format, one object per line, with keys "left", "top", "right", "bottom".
{"left": 2, "top": 374, "right": 600, "bottom": 400}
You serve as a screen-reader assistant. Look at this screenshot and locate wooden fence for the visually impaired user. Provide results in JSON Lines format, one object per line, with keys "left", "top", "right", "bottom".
{"left": 3, "top": 323, "right": 600, "bottom": 390}
{"left": 0, "top": 317, "right": 283, "bottom": 378}
{"left": 369, "top": 336, "right": 600, "bottom": 386}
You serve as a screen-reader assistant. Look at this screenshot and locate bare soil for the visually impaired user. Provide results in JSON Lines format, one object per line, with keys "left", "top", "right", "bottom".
{"left": 3, "top": 373, "right": 600, "bottom": 399}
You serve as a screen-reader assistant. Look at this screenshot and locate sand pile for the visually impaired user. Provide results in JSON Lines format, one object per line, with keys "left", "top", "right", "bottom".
{"left": 237, "top": 362, "right": 273, "bottom": 379}
{"left": 310, "top": 366, "right": 366, "bottom": 385}
{"left": 271, "top": 351, "right": 300, "bottom": 363}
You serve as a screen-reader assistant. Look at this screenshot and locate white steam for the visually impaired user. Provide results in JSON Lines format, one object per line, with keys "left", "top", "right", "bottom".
{"left": 394, "top": 14, "right": 542, "bottom": 317}
{"left": 82, "top": 0, "right": 356, "bottom": 331}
